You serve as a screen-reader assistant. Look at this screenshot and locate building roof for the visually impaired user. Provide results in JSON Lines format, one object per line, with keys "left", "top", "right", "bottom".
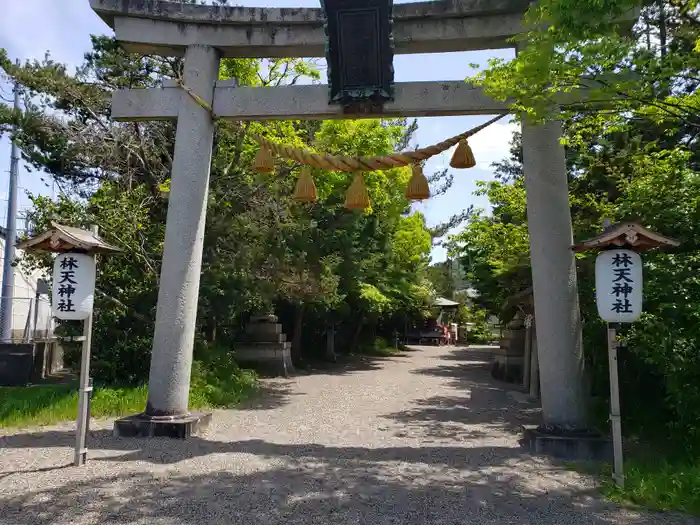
{"left": 434, "top": 296, "right": 460, "bottom": 307}
{"left": 16, "top": 222, "right": 122, "bottom": 254}
{"left": 455, "top": 287, "right": 480, "bottom": 299}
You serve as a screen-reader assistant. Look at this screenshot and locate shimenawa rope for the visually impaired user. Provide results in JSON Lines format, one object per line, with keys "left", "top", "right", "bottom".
{"left": 176, "top": 80, "right": 508, "bottom": 172}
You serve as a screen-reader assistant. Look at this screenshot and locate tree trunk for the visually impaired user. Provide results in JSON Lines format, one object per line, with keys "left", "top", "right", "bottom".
{"left": 205, "top": 314, "right": 217, "bottom": 343}
{"left": 351, "top": 316, "right": 366, "bottom": 352}
{"left": 326, "top": 323, "right": 337, "bottom": 362}
{"left": 291, "top": 304, "right": 304, "bottom": 363}
{"left": 658, "top": 1, "right": 667, "bottom": 59}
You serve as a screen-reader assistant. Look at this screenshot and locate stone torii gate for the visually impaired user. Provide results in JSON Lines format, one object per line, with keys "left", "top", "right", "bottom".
{"left": 90, "top": 0, "right": 586, "bottom": 436}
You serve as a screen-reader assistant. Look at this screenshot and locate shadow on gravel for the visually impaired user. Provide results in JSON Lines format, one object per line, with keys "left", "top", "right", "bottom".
{"left": 413, "top": 345, "right": 517, "bottom": 392}
{"left": 1, "top": 431, "right": 522, "bottom": 468}
{"left": 0, "top": 442, "right": 690, "bottom": 525}
{"left": 437, "top": 346, "right": 497, "bottom": 363}
{"left": 385, "top": 392, "right": 540, "bottom": 441}
{"left": 236, "top": 383, "right": 302, "bottom": 411}
{"left": 2, "top": 345, "right": 697, "bottom": 524}
{"left": 295, "top": 353, "right": 409, "bottom": 377}
{"left": 0, "top": 463, "right": 70, "bottom": 481}
{"left": 384, "top": 345, "right": 540, "bottom": 441}
{"left": 223, "top": 353, "right": 412, "bottom": 410}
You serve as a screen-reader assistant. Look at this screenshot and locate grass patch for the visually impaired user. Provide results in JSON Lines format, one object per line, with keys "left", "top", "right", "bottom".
{"left": 563, "top": 449, "right": 700, "bottom": 516}
{"left": 1, "top": 352, "right": 259, "bottom": 429}
{"left": 602, "top": 455, "right": 700, "bottom": 515}
{"left": 0, "top": 383, "right": 148, "bottom": 429}
{"left": 189, "top": 357, "right": 258, "bottom": 408}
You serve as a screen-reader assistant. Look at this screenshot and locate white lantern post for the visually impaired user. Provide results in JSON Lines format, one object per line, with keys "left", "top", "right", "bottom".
{"left": 595, "top": 248, "right": 642, "bottom": 487}
{"left": 17, "top": 223, "right": 121, "bottom": 466}
{"left": 573, "top": 221, "right": 679, "bottom": 488}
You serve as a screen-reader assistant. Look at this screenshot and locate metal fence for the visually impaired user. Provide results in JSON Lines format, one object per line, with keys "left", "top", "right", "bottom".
{"left": 0, "top": 296, "right": 54, "bottom": 342}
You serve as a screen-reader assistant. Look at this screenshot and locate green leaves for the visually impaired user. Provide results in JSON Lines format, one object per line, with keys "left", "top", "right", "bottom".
{"left": 471, "top": 0, "right": 700, "bottom": 128}
{"left": 3, "top": 32, "right": 446, "bottom": 376}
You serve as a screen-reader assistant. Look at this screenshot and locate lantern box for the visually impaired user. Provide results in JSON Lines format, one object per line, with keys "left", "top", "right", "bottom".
{"left": 573, "top": 221, "right": 678, "bottom": 324}
{"left": 595, "top": 249, "right": 643, "bottom": 323}
{"left": 52, "top": 253, "right": 97, "bottom": 321}
{"left": 321, "top": 0, "right": 395, "bottom": 111}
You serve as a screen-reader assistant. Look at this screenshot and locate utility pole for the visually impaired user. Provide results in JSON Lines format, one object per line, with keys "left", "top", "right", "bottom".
{"left": 1, "top": 66, "right": 21, "bottom": 342}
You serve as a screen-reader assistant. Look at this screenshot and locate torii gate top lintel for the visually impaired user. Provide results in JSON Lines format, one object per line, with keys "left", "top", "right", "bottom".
{"left": 90, "top": 0, "right": 531, "bottom": 58}
{"left": 92, "top": 0, "right": 537, "bottom": 121}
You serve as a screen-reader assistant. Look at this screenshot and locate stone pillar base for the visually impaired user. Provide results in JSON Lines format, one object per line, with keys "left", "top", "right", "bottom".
{"left": 521, "top": 425, "right": 612, "bottom": 462}
{"left": 113, "top": 412, "right": 212, "bottom": 439}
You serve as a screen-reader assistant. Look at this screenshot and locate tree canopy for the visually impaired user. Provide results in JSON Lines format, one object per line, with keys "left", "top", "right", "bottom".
{"left": 0, "top": 36, "right": 456, "bottom": 382}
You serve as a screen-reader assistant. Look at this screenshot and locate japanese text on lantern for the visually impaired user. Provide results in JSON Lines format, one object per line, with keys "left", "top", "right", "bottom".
{"left": 595, "top": 249, "right": 643, "bottom": 323}
{"left": 57, "top": 256, "right": 79, "bottom": 313}
{"left": 611, "top": 251, "right": 634, "bottom": 314}
{"left": 51, "top": 253, "right": 97, "bottom": 321}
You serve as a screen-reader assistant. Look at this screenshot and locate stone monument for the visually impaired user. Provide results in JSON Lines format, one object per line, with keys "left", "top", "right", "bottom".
{"left": 234, "top": 315, "right": 294, "bottom": 377}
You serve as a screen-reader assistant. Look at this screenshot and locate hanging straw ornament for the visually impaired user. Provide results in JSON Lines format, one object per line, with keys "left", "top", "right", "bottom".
{"left": 344, "top": 172, "right": 370, "bottom": 210}
{"left": 405, "top": 163, "right": 430, "bottom": 201}
{"left": 253, "top": 144, "right": 275, "bottom": 173}
{"left": 293, "top": 166, "right": 317, "bottom": 202}
{"left": 449, "top": 138, "right": 476, "bottom": 169}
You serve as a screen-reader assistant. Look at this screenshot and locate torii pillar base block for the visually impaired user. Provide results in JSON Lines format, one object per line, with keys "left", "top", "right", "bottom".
{"left": 521, "top": 425, "right": 613, "bottom": 462}
{"left": 113, "top": 412, "right": 212, "bottom": 439}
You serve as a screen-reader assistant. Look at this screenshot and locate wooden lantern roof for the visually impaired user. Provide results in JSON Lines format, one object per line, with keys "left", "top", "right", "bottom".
{"left": 572, "top": 221, "right": 680, "bottom": 253}
{"left": 16, "top": 222, "right": 122, "bottom": 254}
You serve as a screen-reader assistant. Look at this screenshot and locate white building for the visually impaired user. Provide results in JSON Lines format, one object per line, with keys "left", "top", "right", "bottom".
{"left": 0, "top": 226, "right": 53, "bottom": 341}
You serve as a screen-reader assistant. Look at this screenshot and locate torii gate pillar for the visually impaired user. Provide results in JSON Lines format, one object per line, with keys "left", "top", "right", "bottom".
{"left": 144, "top": 45, "right": 220, "bottom": 420}
{"left": 522, "top": 119, "right": 587, "bottom": 428}
{"left": 115, "top": 44, "right": 220, "bottom": 436}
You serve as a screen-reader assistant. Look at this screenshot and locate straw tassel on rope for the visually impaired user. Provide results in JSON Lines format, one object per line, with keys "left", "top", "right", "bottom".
{"left": 406, "top": 163, "right": 430, "bottom": 201}
{"left": 293, "top": 166, "right": 317, "bottom": 203}
{"left": 450, "top": 139, "right": 476, "bottom": 169}
{"left": 345, "top": 173, "right": 370, "bottom": 210}
{"left": 253, "top": 144, "right": 275, "bottom": 173}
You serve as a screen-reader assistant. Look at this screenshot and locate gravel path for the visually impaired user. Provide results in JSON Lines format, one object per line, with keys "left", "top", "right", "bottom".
{"left": 1, "top": 345, "right": 696, "bottom": 525}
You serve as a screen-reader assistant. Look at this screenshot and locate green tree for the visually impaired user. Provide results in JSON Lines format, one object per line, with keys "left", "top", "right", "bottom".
{"left": 473, "top": 0, "right": 700, "bottom": 127}
{"left": 1, "top": 36, "right": 441, "bottom": 381}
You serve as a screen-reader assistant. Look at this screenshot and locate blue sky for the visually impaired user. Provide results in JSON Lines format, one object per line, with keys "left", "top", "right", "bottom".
{"left": 0, "top": 0, "right": 517, "bottom": 262}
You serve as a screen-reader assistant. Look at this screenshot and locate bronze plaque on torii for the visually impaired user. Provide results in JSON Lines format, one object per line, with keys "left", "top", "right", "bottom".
{"left": 321, "top": 0, "right": 395, "bottom": 112}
